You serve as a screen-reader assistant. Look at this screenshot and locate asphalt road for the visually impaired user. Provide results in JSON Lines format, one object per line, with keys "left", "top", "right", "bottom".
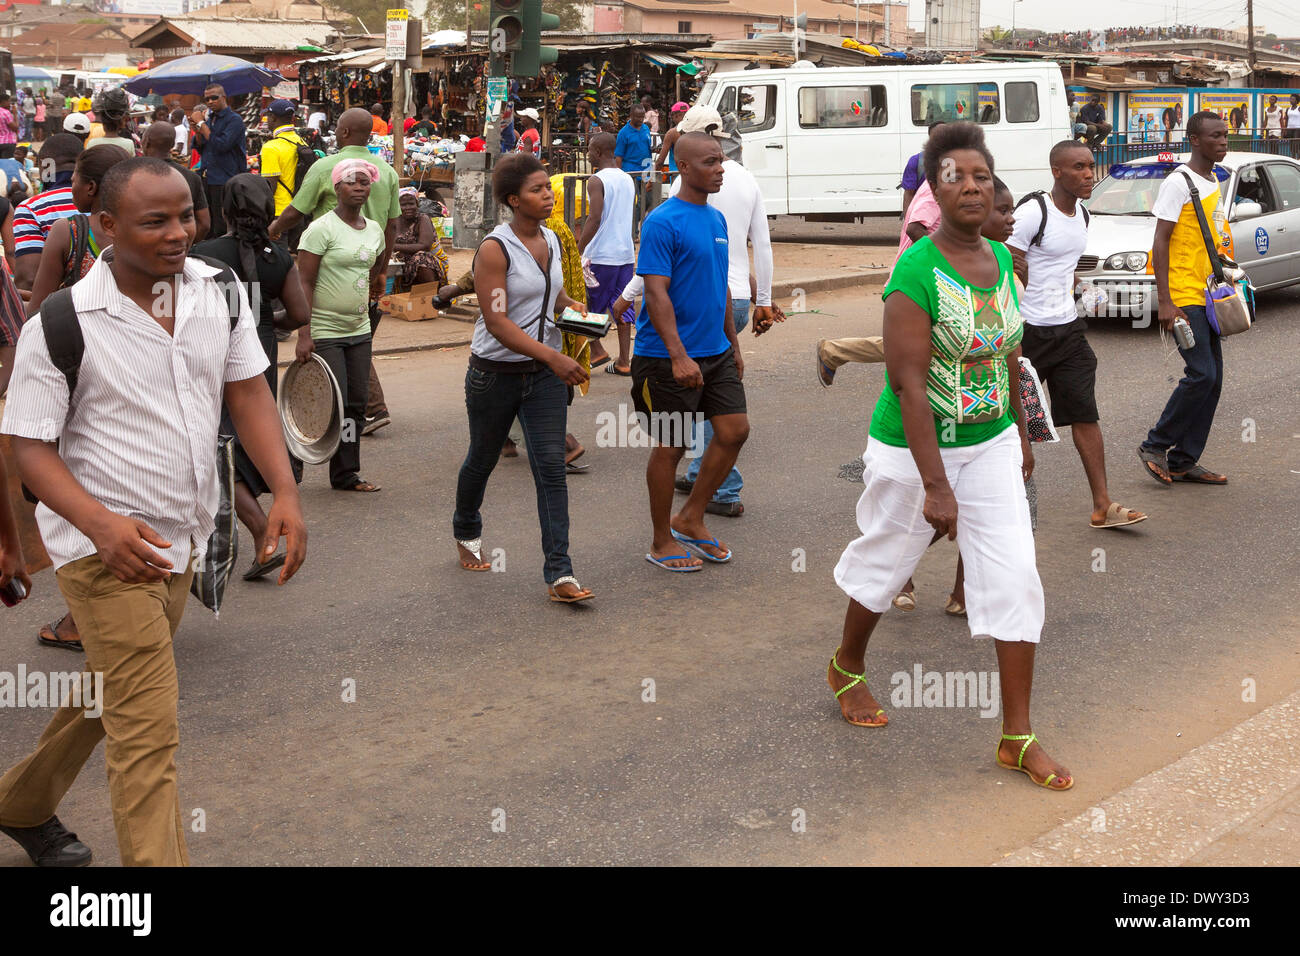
{"left": 3, "top": 281, "right": 1298, "bottom": 866}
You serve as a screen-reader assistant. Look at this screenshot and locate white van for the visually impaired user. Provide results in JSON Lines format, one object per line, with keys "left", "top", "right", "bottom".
{"left": 697, "top": 61, "right": 1072, "bottom": 218}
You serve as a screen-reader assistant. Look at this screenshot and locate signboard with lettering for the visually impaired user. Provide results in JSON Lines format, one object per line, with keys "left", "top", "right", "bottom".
{"left": 386, "top": 8, "right": 409, "bottom": 61}
{"left": 486, "top": 76, "right": 508, "bottom": 119}
{"left": 1126, "top": 91, "right": 1187, "bottom": 144}
{"left": 1198, "top": 91, "right": 1251, "bottom": 133}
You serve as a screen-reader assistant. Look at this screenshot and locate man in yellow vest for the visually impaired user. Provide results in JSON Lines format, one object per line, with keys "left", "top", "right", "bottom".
{"left": 1138, "top": 111, "right": 1231, "bottom": 487}
{"left": 260, "top": 99, "right": 308, "bottom": 247}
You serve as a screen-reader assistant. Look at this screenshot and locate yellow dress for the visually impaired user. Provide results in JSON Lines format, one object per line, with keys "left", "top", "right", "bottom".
{"left": 545, "top": 211, "right": 592, "bottom": 396}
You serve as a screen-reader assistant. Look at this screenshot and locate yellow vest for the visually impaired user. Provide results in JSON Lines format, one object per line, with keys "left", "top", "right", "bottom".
{"left": 1168, "top": 181, "right": 1225, "bottom": 308}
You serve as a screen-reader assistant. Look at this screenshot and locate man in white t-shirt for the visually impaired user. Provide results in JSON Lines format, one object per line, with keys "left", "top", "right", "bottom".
{"left": 1138, "top": 111, "right": 1231, "bottom": 487}
{"left": 612, "top": 105, "right": 775, "bottom": 516}
{"left": 307, "top": 106, "right": 328, "bottom": 134}
{"left": 578, "top": 131, "right": 637, "bottom": 373}
{"left": 1010, "top": 140, "right": 1147, "bottom": 530}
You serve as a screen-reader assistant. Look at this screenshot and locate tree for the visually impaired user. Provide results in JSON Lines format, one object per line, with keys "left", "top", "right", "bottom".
{"left": 343, "top": 0, "right": 401, "bottom": 35}
{"left": 426, "top": 0, "right": 584, "bottom": 33}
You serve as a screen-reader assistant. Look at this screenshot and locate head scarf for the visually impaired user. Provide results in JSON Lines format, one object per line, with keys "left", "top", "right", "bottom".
{"left": 332, "top": 157, "right": 379, "bottom": 187}
{"left": 222, "top": 173, "right": 275, "bottom": 281}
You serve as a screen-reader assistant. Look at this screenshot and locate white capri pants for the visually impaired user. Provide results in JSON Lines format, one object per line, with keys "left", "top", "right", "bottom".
{"left": 833, "top": 427, "right": 1044, "bottom": 643}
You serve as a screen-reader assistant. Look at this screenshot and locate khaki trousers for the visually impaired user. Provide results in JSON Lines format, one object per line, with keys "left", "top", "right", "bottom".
{"left": 821, "top": 336, "right": 886, "bottom": 371}
{"left": 0, "top": 553, "right": 195, "bottom": 866}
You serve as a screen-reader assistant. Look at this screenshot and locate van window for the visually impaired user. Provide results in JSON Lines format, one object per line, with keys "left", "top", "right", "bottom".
{"left": 797, "top": 85, "right": 887, "bottom": 128}
{"left": 737, "top": 84, "right": 777, "bottom": 133}
{"left": 911, "top": 83, "right": 999, "bottom": 125}
{"left": 1005, "top": 81, "right": 1040, "bottom": 123}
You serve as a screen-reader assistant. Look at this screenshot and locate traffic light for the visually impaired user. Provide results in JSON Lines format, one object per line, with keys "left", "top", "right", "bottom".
{"left": 489, "top": 0, "right": 524, "bottom": 76}
{"left": 513, "top": 0, "right": 559, "bottom": 78}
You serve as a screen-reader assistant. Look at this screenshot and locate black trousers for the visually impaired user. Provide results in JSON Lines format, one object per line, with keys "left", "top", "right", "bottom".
{"left": 206, "top": 182, "right": 226, "bottom": 238}
{"left": 313, "top": 333, "right": 372, "bottom": 489}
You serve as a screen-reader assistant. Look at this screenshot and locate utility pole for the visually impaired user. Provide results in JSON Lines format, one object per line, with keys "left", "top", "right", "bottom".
{"left": 1246, "top": 0, "right": 1257, "bottom": 86}
{"left": 466, "top": 0, "right": 472, "bottom": 53}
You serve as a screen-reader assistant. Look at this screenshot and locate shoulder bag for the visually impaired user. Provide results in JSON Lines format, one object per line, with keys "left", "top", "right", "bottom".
{"left": 1179, "top": 171, "right": 1252, "bottom": 336}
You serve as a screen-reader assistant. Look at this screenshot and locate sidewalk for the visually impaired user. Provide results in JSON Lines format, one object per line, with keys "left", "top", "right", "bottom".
{"left": 353, "top": 240, "right": 896, "bottom": 360}
{"left": 997, "top": 688, "right": 1300, "bottom": 866}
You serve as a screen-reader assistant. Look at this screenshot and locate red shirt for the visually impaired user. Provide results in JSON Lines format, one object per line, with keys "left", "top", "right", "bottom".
{"left": 516, "top": 127, "right": 540, "bottom": 158}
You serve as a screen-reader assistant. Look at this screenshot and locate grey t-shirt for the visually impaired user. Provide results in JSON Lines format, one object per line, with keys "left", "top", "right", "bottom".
{"left": 470, "top": 222, "right": 563, "bottom": 361}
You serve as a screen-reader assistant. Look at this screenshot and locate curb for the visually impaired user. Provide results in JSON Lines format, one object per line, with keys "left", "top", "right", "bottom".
{"left": 996, "top": 688, "right": 1300, "bottom": 866}
{"left": 274, "top": 271, "right": 891, "bottom": 365}
{"left": 771, "top": 270, "right": 889, "bottom": 298}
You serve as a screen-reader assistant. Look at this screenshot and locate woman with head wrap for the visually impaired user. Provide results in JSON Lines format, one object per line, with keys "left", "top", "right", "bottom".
{"left": 194, "top": 172, "right": 310, "bottom": 579}
{"left": 295, "top": 157, "right": 387, "bottom": 493}
{"left": 393, "top": 185, "right": 448, "bottom": 292}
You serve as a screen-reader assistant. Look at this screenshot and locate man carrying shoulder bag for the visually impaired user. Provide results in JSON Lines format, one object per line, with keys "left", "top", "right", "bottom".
{"left": 1138, "top": 111, "right": 1243, "bottom": 487}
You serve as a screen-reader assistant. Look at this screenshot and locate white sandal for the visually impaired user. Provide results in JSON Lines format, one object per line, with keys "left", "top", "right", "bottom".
{"left": 457, "top": 538, "right": 490, "bottom": 571}
{"left": 547, "top": 575, "right": 594, "bottom": 603}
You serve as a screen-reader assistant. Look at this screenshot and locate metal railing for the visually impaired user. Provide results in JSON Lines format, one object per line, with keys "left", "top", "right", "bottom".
{"left": 1091, "top": 135, "right": 1300, "bottom": 173}
{"left": 557, "top": 170, "right": 667, "bottom": 243}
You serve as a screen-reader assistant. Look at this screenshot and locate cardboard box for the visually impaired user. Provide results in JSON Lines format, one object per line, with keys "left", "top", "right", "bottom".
{"left": 379, "top": 281, "right": 445, "bottom": 322}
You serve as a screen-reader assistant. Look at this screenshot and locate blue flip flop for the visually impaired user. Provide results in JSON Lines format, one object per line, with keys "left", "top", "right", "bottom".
{"left": 645, "top": 552, "right": 703, "bottom": 572}
{"left": 670, "top": 529, "right": 732, "bottom": 563}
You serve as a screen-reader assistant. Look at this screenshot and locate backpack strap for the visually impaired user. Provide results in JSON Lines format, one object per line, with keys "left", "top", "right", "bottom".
{"left": 38, "top": 286, "right": 83, "bottom": 397}
{"left": 1013, "top": 191, "right": 1050, "bottom": 247}
{"left": 189, "top": 253, "right": 243, "bottom": 330}
{"left": 60, "top": 213, "right": 90, "bottom": 290}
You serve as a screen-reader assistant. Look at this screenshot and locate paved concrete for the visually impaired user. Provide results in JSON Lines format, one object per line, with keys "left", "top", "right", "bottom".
{"left": 2, "top": 272, "right": 1298, "bottom": 866}
{"left": 1000, "top": 688, "right": 1300, "bottom": 865}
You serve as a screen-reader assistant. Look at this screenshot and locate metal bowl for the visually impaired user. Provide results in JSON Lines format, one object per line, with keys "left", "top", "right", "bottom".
{"left": 278, "top": 353, "right": 344, "bottom": 465}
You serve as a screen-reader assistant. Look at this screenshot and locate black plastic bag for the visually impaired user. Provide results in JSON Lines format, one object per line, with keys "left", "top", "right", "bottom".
{"left": 190, "top": 436, "right": 239, "bottom": 616}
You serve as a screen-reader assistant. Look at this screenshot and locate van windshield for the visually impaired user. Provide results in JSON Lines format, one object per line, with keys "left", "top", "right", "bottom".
{"left": 700, "top": 79, "right": 716, "bottom": 107}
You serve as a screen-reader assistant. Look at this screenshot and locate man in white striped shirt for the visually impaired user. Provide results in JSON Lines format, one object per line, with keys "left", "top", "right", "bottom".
{"left": 0, "top": 157, "right": 306, "bottom": 867}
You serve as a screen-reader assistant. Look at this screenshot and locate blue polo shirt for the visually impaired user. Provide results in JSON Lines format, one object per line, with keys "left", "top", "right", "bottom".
{"left": 634, "top": 197, "right": 730, "bottom": 359}
{"left": 196, "top": 107, "right": 247, "bottom": 186}
{"left": 615, "top": 121, "right": 652, "bottom": 176}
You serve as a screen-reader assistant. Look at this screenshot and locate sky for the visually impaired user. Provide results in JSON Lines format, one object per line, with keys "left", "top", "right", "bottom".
{"left": 903, "top": 0, "right": 1292, "bottom": 37}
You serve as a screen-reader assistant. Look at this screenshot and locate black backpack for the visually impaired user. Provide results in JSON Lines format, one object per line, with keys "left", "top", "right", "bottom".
{"left": 275, "top": 129, "right": 320, "bottom": 196}
{"left": 1014, "top": 190, "right": 1090, "bottom": 247}
{"left": 20, "top": 254, "right": 242, "bottom": 504}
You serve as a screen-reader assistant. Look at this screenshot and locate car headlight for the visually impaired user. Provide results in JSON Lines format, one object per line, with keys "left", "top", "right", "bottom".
{"left": 1104, "top": 252, "right": 1148, "bottom": 271}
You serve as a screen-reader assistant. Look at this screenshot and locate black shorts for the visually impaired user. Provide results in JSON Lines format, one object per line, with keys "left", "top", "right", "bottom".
{"left": 630, "top": 348, "right": 747, "bottom": 447}
{"left": 1019, "top": 319, "right": 1099, "bottom": 426}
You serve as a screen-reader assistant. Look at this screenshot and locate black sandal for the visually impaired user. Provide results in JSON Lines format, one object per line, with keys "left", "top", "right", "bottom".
{"left": 1137, "top": 446, "right": 1171, "bottom": 486}
{"left": 37, "top": 620, "right": 83, "bottom": 653}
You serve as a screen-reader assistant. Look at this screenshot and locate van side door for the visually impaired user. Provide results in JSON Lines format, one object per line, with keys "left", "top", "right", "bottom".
{"left": 786, "top": 77, "right": 897, "bottom": 215}
{"left": 719, "top": 80, "right": 787, "bottom": 216}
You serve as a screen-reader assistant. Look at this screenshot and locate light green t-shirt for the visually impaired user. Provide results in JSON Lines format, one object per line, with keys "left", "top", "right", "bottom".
{"left": 869, "top": 236, "right": 1023, "bottom": 448}
{"left": 289, "top": 144, "right": 401, "bottom": 226}
{"left": 299, "top": 210, "right": 385, "bottom": 339}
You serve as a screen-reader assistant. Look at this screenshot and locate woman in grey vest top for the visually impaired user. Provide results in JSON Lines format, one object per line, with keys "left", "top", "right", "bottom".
{"left": 453, "top": 154, "right": 594, "bottom": 603}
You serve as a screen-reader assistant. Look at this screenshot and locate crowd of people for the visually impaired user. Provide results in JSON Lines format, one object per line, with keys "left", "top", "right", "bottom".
{"left": 994, "top": 23, "right": 1275, "bottom": 53}
{"left": 0, "top": 88, "right": 1245, "bottom": 865}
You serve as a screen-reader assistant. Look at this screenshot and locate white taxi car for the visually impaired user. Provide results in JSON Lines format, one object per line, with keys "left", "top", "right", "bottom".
{"left": 1079, "top": 150, "right": 1300, "bottom": 319}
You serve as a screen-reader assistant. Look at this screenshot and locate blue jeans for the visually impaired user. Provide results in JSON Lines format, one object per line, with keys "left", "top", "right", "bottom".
{"left": 684, "top": 299, "right": 750, "bottom": 502}
{"left": 1142, "top": 305, "right": 1224, "bottom": 472}
{"left": 454, "top": 364, "right": 573, "bottom": 583}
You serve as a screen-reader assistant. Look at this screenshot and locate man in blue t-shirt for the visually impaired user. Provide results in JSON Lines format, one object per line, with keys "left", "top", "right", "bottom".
{"left": 614, "top": 105, "right": 652, "bottom": 183}
{"left": 631, "top": 131, "right": 748, "bottom": 573}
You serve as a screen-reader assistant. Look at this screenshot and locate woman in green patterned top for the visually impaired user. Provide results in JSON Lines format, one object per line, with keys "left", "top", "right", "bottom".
{"left": 828, "top": 122, "right": 1073, "bottom": 792}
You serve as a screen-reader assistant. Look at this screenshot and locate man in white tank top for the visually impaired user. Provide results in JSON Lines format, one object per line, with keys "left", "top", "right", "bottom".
{"left": 578, "top": 132, "right": 637, "bottom": 374}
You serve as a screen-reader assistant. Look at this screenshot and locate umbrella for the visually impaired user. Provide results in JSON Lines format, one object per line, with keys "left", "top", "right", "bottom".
{"left": 125, "top": 54, "right": 284, "bottom": 98}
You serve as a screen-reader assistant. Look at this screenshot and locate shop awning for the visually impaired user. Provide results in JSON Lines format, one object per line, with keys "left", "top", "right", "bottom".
{"left": 641, "top": 52, "right": 686, "bottom": 69}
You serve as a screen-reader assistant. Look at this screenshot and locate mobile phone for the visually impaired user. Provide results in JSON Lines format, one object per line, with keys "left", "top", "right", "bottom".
{"left": 1, "top": 577, "right": 27, "bottom": 607}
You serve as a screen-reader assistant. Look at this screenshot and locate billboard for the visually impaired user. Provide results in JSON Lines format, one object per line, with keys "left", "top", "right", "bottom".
{"left": 1126, "top": 91, "right": 1187, "bottom": 144}
{"left": 924, "top": 0, "right": 980, "bottom": 51}
{"left": 1198, "top": 91, "right": 1252, "bottom": 134}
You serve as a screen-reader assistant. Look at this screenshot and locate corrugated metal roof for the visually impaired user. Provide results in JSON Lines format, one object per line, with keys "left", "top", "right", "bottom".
{"left": 140, "top": 18, "right": 335, "bottom": 52}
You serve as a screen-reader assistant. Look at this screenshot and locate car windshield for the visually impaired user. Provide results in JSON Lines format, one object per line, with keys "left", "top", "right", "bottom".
{"left": 1086, "top": 162, "right": 1229, "bottom": 216}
